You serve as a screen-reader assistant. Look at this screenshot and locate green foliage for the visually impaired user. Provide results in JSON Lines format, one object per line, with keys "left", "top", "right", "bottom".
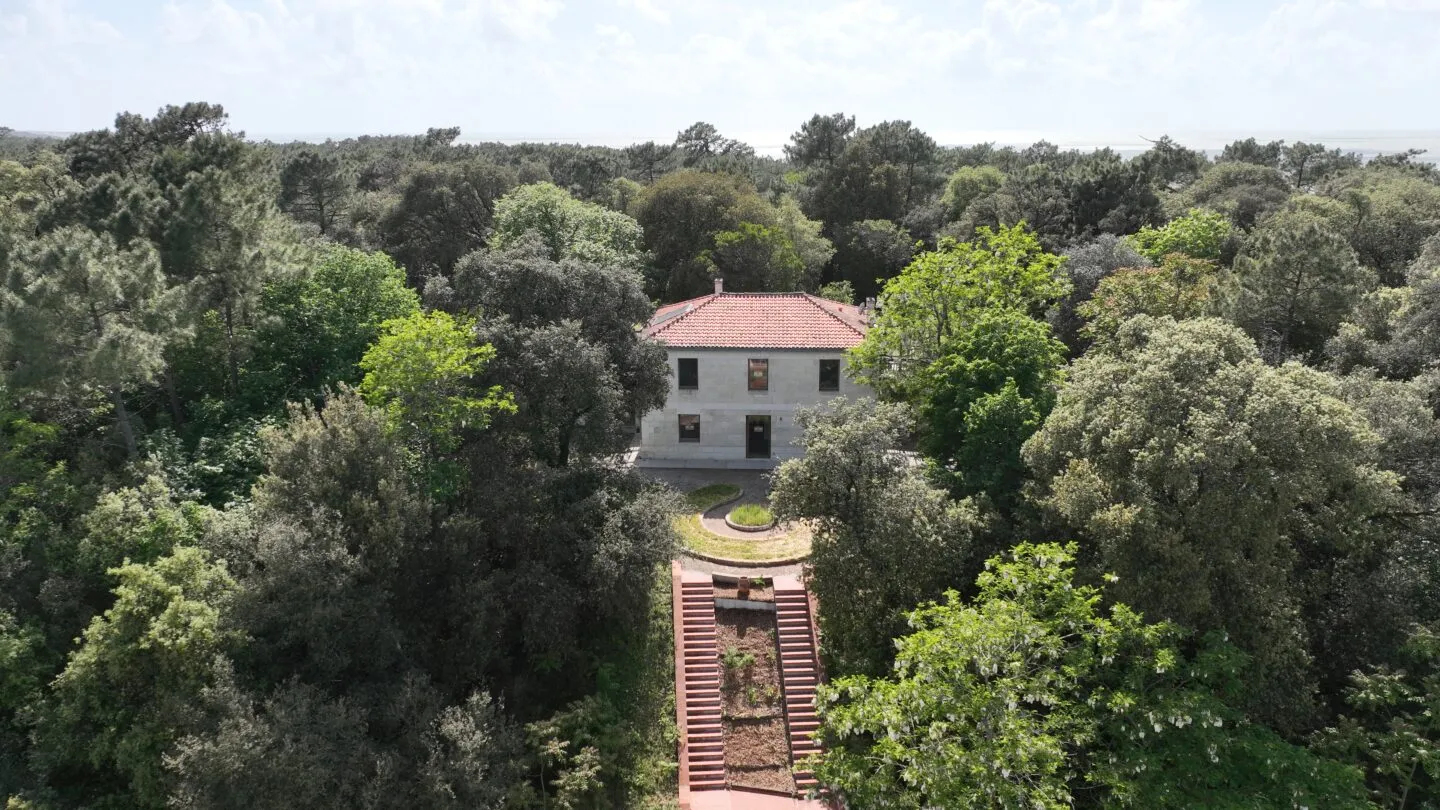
{"left": 941, "top": 165, "right": 1005, "bottom": 221}
{"left": 720, "top": 646, "right": 755, "bottom": 671}
{"left": 34, "top": 547, "right": 237, "bottom": 809}
{"left": 1024, "top": 316, "right": 1404, "bottom": 730}
{"left": 852, "top": 223, "right": 1067, "bottom": 400}
{"left": 631, "top": 169, "right": 777, "bottom": 301}
{"left": 1133, "top": 135, "right": 1209, "bottom": 188}
{"left": 377, "top": 159, "right": 517, "bottom": 281}
{"left": 1079, "top": 254, "right": 1219, "bottom": 344}
{"left": 1321, "top": 169, "right": 1440, "bottom": 284}
{"left": 1125, "top": 208, "right": 1233, "bottom": 263}
{"left": 772, "top": 194, "right": 834, "bottom": 286}
{"left": 771, "top": 398, "right": 981, "bottom": 675}
{"left": 9, "top": 108, "right": 1440, "bottom": 810}
{"left": 707, "top": 222, "right": 805, "bottom": 292}
{"left": 358, "top": 310, "right": 512, "bottom": 455}
{"left": 807, "top": 120, "right": 941, "bottom": 230}
{"left": 784, "top": 112, "right": 855, "bottom": 168}
{"left": 1175, "top": 161, "right": 1292, "bottom": 230}
{"left": 815, "top": 279, "right": 855, "bottom": 304}
{"left": 1220, "top": 209, "right": 1373, "bottom": 361}
{"left": 726, "top": 504, "right": 772, "bottom": 527}
{"left": 833, "top": 218, "right": 916, "bottom": 299}
{"left": 1, "top": 226, "right": 180, "bottom": 455}
{"left": 449, "top": 239, "right": 669, "bottom": 466}
{"left": 246, "top": 246, "right": 418, "bottom": 409}
{"left": 1314, "top": 623, "right": 1440, "bottom": 808}
{"left": 526, "top": 573, "right": 681, "bottom": 810}
{"left": 73, "top": 477, "right": 209, "bottom": 585}
{"left": 918, "top": 310, "right": 1065, "bottom": 505}
{"left": 814, "top": 542, "right": 1370, "bottom": 809}
{"left": 277, "top": 149, "right": 352, "bottom": 236}
{"left": 490, "top": 181, "right": 647, "bottom": 268}
{"left": 1328, "top": 235, "right": 1440, "bottom": 378}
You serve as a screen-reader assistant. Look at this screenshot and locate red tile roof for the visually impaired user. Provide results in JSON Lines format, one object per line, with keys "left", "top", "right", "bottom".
{"left": 644, "top": 293, "right": 868, "bottom": 349}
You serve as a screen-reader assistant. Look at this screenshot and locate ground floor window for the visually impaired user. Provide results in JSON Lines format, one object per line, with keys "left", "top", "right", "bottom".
{"left": 678, "top": 414, "right": 701, "bottom": 442}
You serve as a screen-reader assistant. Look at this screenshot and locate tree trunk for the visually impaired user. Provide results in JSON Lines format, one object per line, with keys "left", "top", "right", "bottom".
{"left": 223, "top": 298, "right": 240, "bottom": 394}
{"left": 164, "top": 363, "right": 185, "bottom": 428}
{"left": 111, "top": 386, "right": 138, "bottom": 457}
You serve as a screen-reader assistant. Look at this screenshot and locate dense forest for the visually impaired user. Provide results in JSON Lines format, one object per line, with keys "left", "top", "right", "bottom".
{"left": 2, "top": 105, "right": 1439, "bottom": 807}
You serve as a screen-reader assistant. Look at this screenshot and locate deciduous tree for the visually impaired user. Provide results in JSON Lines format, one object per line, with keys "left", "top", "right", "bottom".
{"left": 1023, "top": 316, "right": 1403, "bottom": 730}
{"left": 771, "top": 398, "right": 980, "bottom": 675}
{"left": 377, "top": 159, "right": 516, "bottom": 282}
{"left": 814, "top": 542, "right": 1370, "bottom": 810}
{"left": 245, "top": 246, "right": 419, "bottom": 409}
{"left": 490, "top": 182, "right": 646, "bottom": 269}
{"left": 918, "top": 310, "right": 1064, "bottom": 506}
{"left": 1125, "top": 208, "right": 1234, "bottom": 263}
{"left": 33, "top": 547, "right": 238, "bottom": 809}
{"left": 1079, "top": 254, "right": 1218, "bottom": 344}
{"left": 852, "top": 224, "right": 1067, "bottom": 400}
{"left": 630, "top": 170, "right": 775, "bottom": 301}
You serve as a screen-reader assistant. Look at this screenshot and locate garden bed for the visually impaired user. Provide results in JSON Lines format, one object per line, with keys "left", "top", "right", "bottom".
{"left": 725, "top": 503, "right": 776, "bottom": 532}
{"left": 715, "top": 607, "right": 795, "bottom": 795}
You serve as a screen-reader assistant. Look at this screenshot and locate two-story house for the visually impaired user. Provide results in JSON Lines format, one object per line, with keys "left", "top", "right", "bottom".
{"left": 636, "top": 281, "right": 873, "bottom": 467}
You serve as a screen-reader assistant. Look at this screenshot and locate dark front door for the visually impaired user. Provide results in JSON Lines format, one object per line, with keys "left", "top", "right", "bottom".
{"left": 745, "top": 415, "right": 771, "bottom": 459}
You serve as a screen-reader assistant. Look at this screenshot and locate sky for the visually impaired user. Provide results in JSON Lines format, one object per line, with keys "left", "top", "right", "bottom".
{"left": 2, "top": 0, "right": 1439, "bottom": 152}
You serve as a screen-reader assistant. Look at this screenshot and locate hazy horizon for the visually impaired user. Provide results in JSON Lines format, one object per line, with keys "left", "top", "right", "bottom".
{"left": 11, "top": 126, "right": 1440, "bottom": 163}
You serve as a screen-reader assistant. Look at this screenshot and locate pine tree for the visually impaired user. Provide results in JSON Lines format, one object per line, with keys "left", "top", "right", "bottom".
{"left": 1, "top": 227, "right": 180, "bottom": 455}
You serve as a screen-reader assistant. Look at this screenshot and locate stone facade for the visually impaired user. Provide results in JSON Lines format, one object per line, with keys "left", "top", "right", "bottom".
{"left": 637, "top": 347, "right": 872, "bottom": 467}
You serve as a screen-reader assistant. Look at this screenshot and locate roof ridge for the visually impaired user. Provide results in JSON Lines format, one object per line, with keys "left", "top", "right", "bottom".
{"left": 801, "top": 293, "right": 866, "bottom": 338}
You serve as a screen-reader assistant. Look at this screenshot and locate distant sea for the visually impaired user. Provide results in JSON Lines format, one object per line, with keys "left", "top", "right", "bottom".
{"left": 16, "top": 129, "right": 1440, "bottom": 163}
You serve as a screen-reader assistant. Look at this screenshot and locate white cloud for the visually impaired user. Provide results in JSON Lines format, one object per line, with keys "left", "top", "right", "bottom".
{"left": 1, "top": 0, "right": 1436, "bottom": 140}
{"left": 617, "top": 0, "right": 671, "bottom": 24}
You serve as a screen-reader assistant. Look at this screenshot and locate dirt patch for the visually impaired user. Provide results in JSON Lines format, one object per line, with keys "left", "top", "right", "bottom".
{"left": 714, "top": 608, "right": 795, "bottom": 794}
{"left": 725, "top": 718, "right": 795, "bottom": 793}
{"left": 713, "top": 580, "right": 774, "bottom": 602}
{"left": 716, "top": 609, "right": 783, "bottom": 718}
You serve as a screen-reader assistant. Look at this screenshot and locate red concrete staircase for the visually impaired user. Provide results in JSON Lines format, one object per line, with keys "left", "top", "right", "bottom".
{"left": 675, "top": 566, "right": 726, "bottom": 796}
{"left": 772, "top": 576, "right": 822, "bottom": 791}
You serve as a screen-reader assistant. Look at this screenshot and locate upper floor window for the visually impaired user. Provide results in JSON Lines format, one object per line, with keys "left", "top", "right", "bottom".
{"left": 748, "top": 359, "right": 769, "bottom": 391}
{"left": 678, "top": 358, "right": 698, "bottom": 390}
{"left": 819, "top": 359, "right": 840, "bottom": 392}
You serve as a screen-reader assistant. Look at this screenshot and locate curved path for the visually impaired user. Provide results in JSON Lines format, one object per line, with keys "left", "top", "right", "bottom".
{"left": 678, "top": 552, "right": 806, "bottom": 579}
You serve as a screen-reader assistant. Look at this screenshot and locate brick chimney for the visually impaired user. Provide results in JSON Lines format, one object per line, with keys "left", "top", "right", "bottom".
{"left": 713, "top": 277, "right": 724, "bottom": 295}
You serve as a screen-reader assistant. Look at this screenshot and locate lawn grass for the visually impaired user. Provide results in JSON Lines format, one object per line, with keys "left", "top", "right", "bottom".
{"left": 685, "top": 483, "right": 742, "bottom": 513}
{"left": 727, "top": 503, "right": 774, "bottom": 526}
{"left": 673, "top": 514, "right": 811, "bottom": 562}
